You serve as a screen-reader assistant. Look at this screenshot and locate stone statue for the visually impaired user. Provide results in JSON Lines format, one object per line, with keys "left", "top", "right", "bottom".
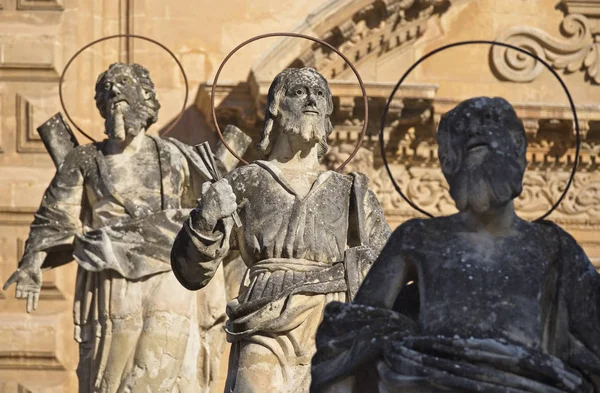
{"left": 3, "top": 63, "right": 249, "bottom": 393}
{"left": 170, "top": 67, "right": 391, "bottom": 393}
{"left": 311, "top": 97, "right": 600, "bottom": 393}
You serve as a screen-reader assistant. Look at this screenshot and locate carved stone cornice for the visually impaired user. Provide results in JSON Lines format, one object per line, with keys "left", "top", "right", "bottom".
{"left": 322, "top": 143, "right": 600, "bottom": 229}
{"left": 491, "top": 1, "right": 600, "bottom": 84}
{"left": 562, "top": 0, "right": 600, "bottom": 17}
{"left": 330, "top": 96, "right": 599, "bottom": 171}
{"left": 196, "top": 80, "right": 600, "bottom": 171}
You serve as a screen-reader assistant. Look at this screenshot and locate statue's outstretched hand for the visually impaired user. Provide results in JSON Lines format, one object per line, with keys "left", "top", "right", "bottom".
{"left": 192, "top": 179, "right": 237, "bottom": 232}
{"left": 3, "top": 253, "right": 43, "bottom": 313}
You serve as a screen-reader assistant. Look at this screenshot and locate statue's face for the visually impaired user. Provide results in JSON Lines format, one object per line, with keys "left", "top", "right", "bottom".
{"left": 96, "top": 65, "right": 151, "bottom": 140}
{"left": 438, "top": 97, "right": 526, "bottom": 213}
{"left": 276, "top": 70, "right": 330, "bottom": 144}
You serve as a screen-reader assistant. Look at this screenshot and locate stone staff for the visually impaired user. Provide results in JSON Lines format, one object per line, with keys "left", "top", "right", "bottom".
{"left": 36, "top": 112, "right": 79, "bottom": 168}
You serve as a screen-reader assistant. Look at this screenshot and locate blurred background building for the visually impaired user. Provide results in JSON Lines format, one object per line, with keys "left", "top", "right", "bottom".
{"left": 0, "top": 0, "right": 599, "bottom": 391}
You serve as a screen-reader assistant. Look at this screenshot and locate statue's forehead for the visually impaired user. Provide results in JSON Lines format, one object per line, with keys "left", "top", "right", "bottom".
{"left": 283, "top": 71, "right": 326, "bottom": 89}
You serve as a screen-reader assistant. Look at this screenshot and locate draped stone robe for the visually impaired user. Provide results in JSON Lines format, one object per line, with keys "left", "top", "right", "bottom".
{"left": 22, "top": 135, "right": 228, "bottom": 393}
{"left": 311, "top": 219, "right": 600, "bottom": 393}
{"left": 171, "top": 161, "right": 391, "bottom": 393}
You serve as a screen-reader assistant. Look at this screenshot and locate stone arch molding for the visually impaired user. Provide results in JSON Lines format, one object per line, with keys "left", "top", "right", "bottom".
{"left": 491, "top": 0, "right": 600, "bottom": 84}
{"left": 249, "top": 0, "right": 451, "bottom": 85}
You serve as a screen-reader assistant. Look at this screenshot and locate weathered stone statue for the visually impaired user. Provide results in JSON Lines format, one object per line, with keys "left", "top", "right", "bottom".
{"left": 3, "top": 63, "right": 249, "bottom": 393}
{"left": 171, "top": 67, "right": 391, "bottom": 393}
{"left": 311, "top": 97, "right": 600, "bottom": 393}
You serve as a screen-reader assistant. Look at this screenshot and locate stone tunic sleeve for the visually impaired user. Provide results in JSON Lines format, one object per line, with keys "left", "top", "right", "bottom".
{"left": 363, "top": 189, "right": 391, "bottom": 253}
{"left": 23, "top": 146, "right": 86, "bottom": 268}
{"left": 171, "top": 202, "right": 236, "bottom": 291}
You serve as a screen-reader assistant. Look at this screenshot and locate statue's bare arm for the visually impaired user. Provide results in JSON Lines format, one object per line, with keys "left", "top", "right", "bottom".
{"left": 3, "top": 148, "right": 85, "bottom": 312}
{"left": 353, "top": 226, "right": 409, "bottom": 309}
{"left": 558, "top": 226, "right": 600, "bottom": 358}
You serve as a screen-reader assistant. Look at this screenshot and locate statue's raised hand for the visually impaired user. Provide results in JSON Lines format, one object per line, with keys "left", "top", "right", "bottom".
{"left": 192, "top": 179, "right": 237, "bottom": 232}
{"left": 3, "top": 252, "right": 44, "bottom": 313}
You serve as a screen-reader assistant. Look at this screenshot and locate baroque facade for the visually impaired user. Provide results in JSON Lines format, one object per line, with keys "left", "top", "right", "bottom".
{"left": 0, "top": 0, "right": 598, "bottom": 391}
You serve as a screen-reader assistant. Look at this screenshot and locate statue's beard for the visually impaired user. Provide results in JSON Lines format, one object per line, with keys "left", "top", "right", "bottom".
{"left": 448, "top": 149, "right": 524, "bottom": 213}
{"left": 104, "top": 100, "right": 148, "bottom": 140}
{"left": 278, "top": 111, "right": 326, "bottom": 145}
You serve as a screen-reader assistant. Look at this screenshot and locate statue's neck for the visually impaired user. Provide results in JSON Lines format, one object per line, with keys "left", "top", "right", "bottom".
{"left": 463, "top": 201, "right": 517, "bottom": 236}
{"left": 268, "top": 131, "right": 321, "bottom": 174}
{"left": 105, "top": 129, "right": 147, "bottom": 155}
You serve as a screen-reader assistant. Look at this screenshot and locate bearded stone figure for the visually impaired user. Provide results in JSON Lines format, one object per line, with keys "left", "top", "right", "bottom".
{"left": 171, "top": 67, "right": 391, "bottom": 393}
{"left": 311, "top": 97, "right": 600, "bottom": 393}
{"left": 3, "top": 63, "right": 249, "bottom": 393}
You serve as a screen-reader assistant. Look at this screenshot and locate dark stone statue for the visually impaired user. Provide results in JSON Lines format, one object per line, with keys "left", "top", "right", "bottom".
{"left": 171, "top": 67, "right": 391, "bottom": 393}
{"left": 311, "top": 97, "right": 600, "bottom": 393}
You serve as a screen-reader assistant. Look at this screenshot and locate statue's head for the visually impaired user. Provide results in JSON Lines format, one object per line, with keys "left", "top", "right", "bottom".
{"left": 258, "top": 67, "right": 334, "bottom": 160}
{"left": 94, "top": 63, "right": 160, "bottom": 140}
{"left": 437, "top": 97, "right": 527, "bottom": 213}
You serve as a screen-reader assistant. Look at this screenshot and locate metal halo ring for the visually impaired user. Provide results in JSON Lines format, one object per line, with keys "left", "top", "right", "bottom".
{"left": 59, "top": 34, "right": 189, "bottom": 143}
{"left": 211, "top": 32, "right": 368, "bottom": 172}
{"left": 379, "top": 40, "right": 580, "bottom": 222}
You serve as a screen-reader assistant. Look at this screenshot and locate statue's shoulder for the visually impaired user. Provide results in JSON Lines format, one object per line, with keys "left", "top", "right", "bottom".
{"left": 158, "top": 135, "right": 184, "bottom": 147}
{"left": 397, "top": 217, "right": 429, "bottom": 233}
{"left": 319, "top": 170, "right": 354, "bottom": 188}
{"left": 390, "top": 216, "right": 456, "bottom": 248}
{"left": 398, "top": 216, "right": 453, "bottom": 232}
{"left": 156, "top": 137, "right": 218, "bottom": 171}
{"left": 152, "top": 136, "right": 189, "bottom": 156}
{"left": 389, "top": 217, "right": 428, "bottom": 243}
{"left": 224, "top": 162, "right": 264, "bottom": 183}
{"left": 347, "top": 170, "right": 369, "bottom": 181}
{"left": 534, "top": 221, "right": 596, "bottom": 278}
{"left": 534, "top": 219, "right": 578, "bottom": 246}
{"left": 60, "top": 141, "right": 104, "bottom": 170}
{"left": 69, "top": 141, "right": 102, "bottom": 157}
{"left": 338, "top": 170, "right": 365, "bottom": 182}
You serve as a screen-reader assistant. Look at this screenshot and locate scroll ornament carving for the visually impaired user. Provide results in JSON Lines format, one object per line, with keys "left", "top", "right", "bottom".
{"left": 324, "top": 143, "right": 600, "bottom": 222}
{"left": 516, "top": 170, "right": 600, "bottom": 220}
{"left": 322, "top": 144, "right": 457, "bottom": 216}
{"left": 491, "top": 14, "right": 600, "bottom": 84}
